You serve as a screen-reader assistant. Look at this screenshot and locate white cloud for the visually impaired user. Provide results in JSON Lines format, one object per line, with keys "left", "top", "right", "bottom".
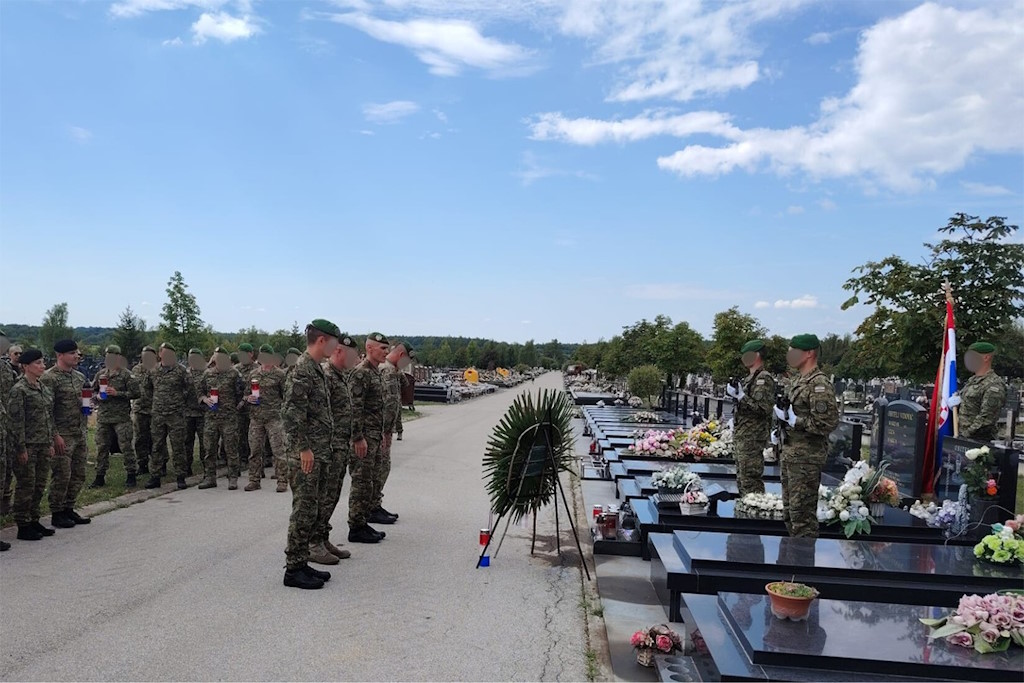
{"left": 110, "top": 0, "right": 227, "bottom": 18}
{"left": 774, "top": 295, "right": 818, "bottom": 309}
{"left": 162, "top": 36, "right": 184, "bottom": 46}
{"left": 806, "top": 30, "right": 833, "bottom": 45}
{"left": 754, "top": 301, "right": 770, "bottom": 309}
{"left": 323, "top": 12, "right": 535, "bottom": 76}
{"left": 818, "top": 198, "right": 837, "bottom": 210}
{"left": 433, "top": 109, "right": 448, "bottom": 123}
{"left": 68, "top": 126, "right": 93, "bottom": 144}
{"left": 514, "top": 151, "right": 597, "bottom": 186}
{"left": 358, "top": 129, "right": 376, "bottom": 136}
{"left": 625, "top": 283, "right": 737, "bottom": 301}
{"left": 363, "top": 100, "right": 420, "bottom": 124}
{"left": 786, "top": 205, "right": 804, "bottom": 215}
{"left": 191, "top": 11, "right": 260, "bottom": 44}
{"left": 527, "top": 110, "right": 741, "bottom": 145}
{"left": 960, "top": 181, "right": 1013, "bottom": 196}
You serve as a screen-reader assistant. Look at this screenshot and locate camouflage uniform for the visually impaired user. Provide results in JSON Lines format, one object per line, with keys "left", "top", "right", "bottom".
{"left": 348, "top": 358, "right": 386, "bottom": 527}
{"left": 131, "top": 362, "right": 153, "bottom": 473}
{"left": 200, "top": 366, "right": 245, "bottom": 480}
{"left": 184, "top": 366, "right": 207, "bottom": 474}
{"left": 959, "top": 372, "right": 1008, "bottom": 442}
{"left": 281, "top": 351, "right": 333, "bottom": 570}
{"left": 780, "top": 368, "right": 839, "bottom": 538}
{"left": 314, "top": 362, "right": 353, "bottom": 545}
{"left": 92, "top": 366, "right": 139, "bottom": 476}
{"left": 144, "top": 364, "right": 197, "bottom": 476}
{"left": 733, "top": 368, "right": 775, "bottom": 497}
{"left": 246, "top": 365, "right": 288, "bottom": 484}
{"left": 0, "top": 357, "right": 16, "bottom": 514}
{"left": 41, "top": 365, "right": 88, "bottom": 514}
{"left": 8, "top": 378, "right": 54, "bottom": 524}
{"left": 235, "top": 359, "right": 255, "bottom": 467}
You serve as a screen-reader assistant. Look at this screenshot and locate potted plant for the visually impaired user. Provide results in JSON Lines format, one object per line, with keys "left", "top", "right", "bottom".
{"left": 630, "top": 624, "right": 682, "bottom": 667}
{"left": 765, "top": 580, "right": 820, "bottom": 621}
{"left": 867, "top": 475, "right": 900, "bottom": 518}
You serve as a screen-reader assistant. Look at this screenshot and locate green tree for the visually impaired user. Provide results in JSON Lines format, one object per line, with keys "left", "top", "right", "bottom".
{"left": 817, "top": 333, "right": 853, "bottom": 376}
{"left": 39, "top": 302, "right": 74, "bottom": 355}
{"left": 655, "top": 322, "right": 706, "bottom": 384}
{"left": 762, "top": 334, "right": 791, "bottom": 376}
{"left": 159, "top": 271, "right": 205, "bottom": 353}
{"left": 466, "top": 340, "right": 480, "bottom": 367}
{"left": 542, "top": 338, "right": 565, "bottom": 366}
{"left": 237, "top": 325, "right": 266, "bottom": 347}
{"left": 842, "top": 214, "right": 1024, "bottom": 383}
{"left": 288, "top": 321, "right": 303, "bottom": 350}
{"left": 519, "top": 340, "right": 538, "bottom": 367}
{"left": 627, "top": 364, "right": 663, "bottom": 407}
{"left": 994, "top": 320, "right": 1024, "bottom": 380}
{"left": 435, "top": 340, "right": 454, "bottom": 367}
{"left": 706, "top": 307, "right": 766, "bottom": 383}
{"left": 452, "top": 345, "right": 468, "bottom": 368}
{"left": 111, "top": 306, "right": 148, "bottom": 362}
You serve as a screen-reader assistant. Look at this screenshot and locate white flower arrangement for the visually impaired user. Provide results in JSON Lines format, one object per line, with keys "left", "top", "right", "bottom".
{"left": 908, "top": 499, "right": 964, "bottom": 529}
{"left": 628, "top": 396, "right": 643, "bottom": 408}
{"left": 624, "top": 411, "right": 663, "bottom": 424}
{"left": 735, "top": 492, "right": 785, "bottom": 520}
{"left": 704, "top": 427, "right": 734, "bottom": 458}
{"left": 651, "top": 465, "right": 703, "bottom": 492}
{"left": 965, "top": 445, "right": 990, "bottom": 461}
{"left": 762, "top": 446, "right": 778, "bottom": 463}
{"left": 816, "top": 461, "right": 888, "bottom": 537}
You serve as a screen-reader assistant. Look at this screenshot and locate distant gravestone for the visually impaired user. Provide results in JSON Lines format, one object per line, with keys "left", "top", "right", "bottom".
{"left": 938, "top": 436, "right": 1019, "bottom": 515}
{"left": 870, "top": 396, "right": 888, "bottom": 462}
{"left": 824, "top": 420, "right": 863, "bottom": 474}
{"left": 875, "top": 400, "right": 927, "bottom": 498}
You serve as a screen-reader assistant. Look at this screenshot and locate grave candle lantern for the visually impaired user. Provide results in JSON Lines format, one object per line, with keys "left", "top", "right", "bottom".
{"left": 251, "top": 380, "right": 260, "bottom": 405}
{"left": 209, "top": 388, "right": 219, "bottom": 411}
{"left": 99, "top": 378, "right": 108, "bottom": 400}
{"left": 81, "top": 388, "right": 92, "bottom": 416}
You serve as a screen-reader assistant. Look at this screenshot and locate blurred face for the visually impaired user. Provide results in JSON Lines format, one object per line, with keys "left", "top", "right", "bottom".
{"left": 25, "top": 358, "right": 46, "bottom": 379}
{"left": 258, "top": 352, "right": 276, "bottom": 368}
{"left": 786, "top": 348, "right": 807, "bottom": 369}
{"left": 345, "top": 345, "right": 361, "bottom": 368}
{"left": 741, "top": 351, "right": 759, "bottom": 369}
{"left": 188, "top": 354, "right": 206, "bottom": 371}
{"left": 329, "top": 345, "right": 347, "bottom": 371}
{"left": 141, "top": 351, "right": 157, "bottom": 370}
{"left": 159, "top": 348, "right": 177, "bottom": 367}
{"left": 964, "top": 350, "right": 985, "bottom": 373}
{"left": 105, "top": 353, "right": 119, "bottom": 369}
{"left": 214, "top": 353, "right": 233, "bottom": 371}
{"left": 285, "top": 353, "right": 299, "bottom": 368}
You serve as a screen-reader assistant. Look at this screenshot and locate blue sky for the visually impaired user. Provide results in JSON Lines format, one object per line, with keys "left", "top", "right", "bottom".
{"left": 1, "top": 0, "right": 1021, "bottom": 343}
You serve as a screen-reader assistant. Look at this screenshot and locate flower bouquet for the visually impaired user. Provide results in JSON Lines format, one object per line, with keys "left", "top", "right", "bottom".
{"left": 628, "top": 396, "right": 643, "bottom": 408}
{"left": 736, "top": 492, "right": 785, "bottom": 520}
{"left": 867, "top": 475, "right": 900, "bottom": 518}
{"left": 623, "top": 410, "right": 663, "bottom": 424}
{"left": 627, "top": 429, "right": 681, "bottom": 457}
{"left": 816, "top": 461, "right": 892, "bottom": 537}
{"left": 651, "top": 465, "right": 703, "bottom": 502}
{"left": 679, "top": 489, "right": 710, "bottom": 516}
{"left": 704, "top": 427, "right": 734, "bottom": 459}
{"left": 973, "top": 518, "right": 1024, "bottom": 566}
{"left": 963, "top": 446, "right": 1000, "bottom": 504}
{"left": 908, "top": 499, "right": 965, "bottom": 529}
{"left": 921, "top": 591, "right": 1024, "bottom": 653}
{"left": 630, "top": 624, "right": 682, "bottom": 667}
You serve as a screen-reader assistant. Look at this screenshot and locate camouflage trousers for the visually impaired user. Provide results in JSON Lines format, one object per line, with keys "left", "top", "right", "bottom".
{"left": 374, "top": 437, "right": 392, "bottom": 509}
{"left": 50, "top": 431, "right": 87, "bottom": 513}
{"left": 781, "top": 456, "right": 823, "bottom": 538}
{"left": 204, "top": 415, "right": 240, "bottom": 479}
{"left": 96, "top": 420, "right": 137, "bottom": 476}
{"left": 237, "top": 412, "right": 251, "bottom": 468}
{"left": 734, "top": 440, "right": 766, "bottom": 498}
{"left": 13, "top": 444, "right": 50, "bottom": 523}
{"left": 348, "top": 436, "right": 381, "bottom": 527}
{"left": 248, "top": 418, "right": 286, "bottom": 483}
{"left": 285, "top": 447, "right": 331, "bottom": 570}
{"left": 184, "top": 414, "right": 205, "bottom": 474}
{"left": 0, "top": 435, "right": 6, "bottom": 517}
{"left": 150, "top": 413, "right": 188, "bottom": 477}
{"left": 312, "top": 443, "right": 350, "bottom": 546}
{"left": 0, "top": 440, "right": 11, "bottom": 515}
{"left": 134, "top": 412, "right": 152, "bottom": 471}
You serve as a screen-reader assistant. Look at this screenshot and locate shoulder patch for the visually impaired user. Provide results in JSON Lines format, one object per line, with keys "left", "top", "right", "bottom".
{"left": 814, "top": 386, "right": 826, "bottom": 393}
{"left": 756, "top": 379, "right": 765, "bottom": 385}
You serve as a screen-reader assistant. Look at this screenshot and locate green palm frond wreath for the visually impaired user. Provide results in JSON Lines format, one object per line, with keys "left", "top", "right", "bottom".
{"left": 483, "top": 389, "right": 576, "bottom": 523}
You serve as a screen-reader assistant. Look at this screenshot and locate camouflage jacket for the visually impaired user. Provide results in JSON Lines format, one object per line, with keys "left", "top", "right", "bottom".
{"left": 959, "top": 372, "right": 1007, "bottom": 441}
{"left": 380, "top": 361, "right": 405, "bottom": 435}
{"left": 92, "top": 366, "right": 139, "bottom": 424}
{"left": 281, "top": 351, "right": 333, "bottom": 454}
{"left": 324, "top": 363, "right": 355, "bottom": 449}
{"left": 234, "top": 361, "right": 256, "bottom": 414}
{"left": 144, "top": 364, "right": 197, "bottom": 417}
{"left": 784, "top": 368, "right": 839, "bottom": 462}
{"left": 0, "top": 357, "right": 15, "bottom": 441}
{"left": 350, "top": 358, "right": 386, "bottom": 441}
{"left": 734, "top": 367, "right": 775, "bottom": 447}
{"left": 185, "top": 367, "right": 207, "bottom": 417}
{"left": 247, "top": 366, "right": 287, "bottom": 423}
{"left": 41, "top": 366, "right": 87, "bottom": 436}
{"left": 200, "top": 367, "right": 246, "bottom": 419}
{"left": 9, "top": 378, "right": 55, "bottom": 452}
{"left": 131, "top": 362, "right": 153, "bottom": 415}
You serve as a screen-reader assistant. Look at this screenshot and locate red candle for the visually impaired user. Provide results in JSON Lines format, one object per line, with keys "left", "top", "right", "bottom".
{"left": 479, "top": 528, "right": 490, "bottom": 546}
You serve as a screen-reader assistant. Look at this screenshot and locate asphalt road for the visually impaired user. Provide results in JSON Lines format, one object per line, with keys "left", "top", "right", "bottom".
{"left": 0, "top": 372, "right": 589, "bottom": 682}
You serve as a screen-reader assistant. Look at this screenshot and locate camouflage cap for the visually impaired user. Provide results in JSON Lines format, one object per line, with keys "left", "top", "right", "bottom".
{"left": 238, "top": 343, "right": 254, "bottom": 353}
{"left": 259, "top": 343, "right": 275, "bottom": 354}
{"left": 340, "top": 335, "right": 358, "bottom": 349}
{"left": 142, "top": 345, "right": 157, "bottom": 355}
{"left": 789, "top": 334, "right": 820, "bottom": 351}
{"left": 309, "top": 318, "right": 341, "bottom": 339}
{"left": 19, "top": 348, "right": 43, "bottom": 365}
{"left": 968, "top": 341, "right": 996, "bottom": 354}
{"left": 104, "top": 344, "right": 123, "bottom": 355}
{"left": 740, "top": 339, "right": 764, "bottom": 354}
{"left": 286, "top": 347, "right": 301, "bottom": 357}
{"left": 54, "top": 339, "right": 78, "bottom": 354}
{"left": 367, "top": 332, "right": 389, "bottom": 345}
{"left": 188, "top": 347, "right": 204, "bottom": 356}
{"left": 159, "top": 342, "right": 176, "bottom": 352}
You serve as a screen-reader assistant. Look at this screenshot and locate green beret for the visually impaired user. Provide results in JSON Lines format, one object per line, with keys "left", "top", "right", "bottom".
{"left": 259, "top": 343, "right": 274, "bottom": 354}
{"left": 142, "top": 345, "right": 157, "bottom": 355}
{"left": 159, "top": 342, "right": 176, "bottom": 352}
{"left": 789, "top": 334, "right": 820, "bottom": 351}
{"left": 104, "top": 344, "right": 122, "bottom": 355}
{"left": 230, "top": 352, "right": 239, "bottom": 363}
{"left": 19, "top": 348, "right": 43, "bottom": 365}
{"left": 188, "top": 348, "right": 203, "bottom": 356}
{"left": 238, "top": 343, "right": 254, "bottom": 353}
{"left": 214, "top": 346, "right": 230, "bottom": 355}
{"left": 968, "top": 341, "right": 996, "bottom": 354}
{"left": 740, "top": 340, "right": 765, "bottom": 354}
{"left": 340, "top": 335, "right": 358, "bottom": 349}
{"left": 367, "top": 332, "right": 389, "bottom": 344}
{"left": 286, "top": 347, "right": 301, "bottom": 357}
{"left": 309, "top": 319, "right": 341, "bottom": 339}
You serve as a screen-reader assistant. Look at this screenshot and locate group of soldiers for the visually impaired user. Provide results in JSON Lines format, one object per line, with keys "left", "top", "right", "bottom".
{"left": 727, "top": 334, "right": 1008, "bottom": 538}
{"left": 0, "top": 323, "right": 414, "bottom": 577}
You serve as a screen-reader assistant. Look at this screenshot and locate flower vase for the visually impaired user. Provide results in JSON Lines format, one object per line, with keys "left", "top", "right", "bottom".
{"left": 869, "top": 502, "right": 886, "bottom": 519}
{"left": 635, "top": 648, "right": 654, "bottom": 668}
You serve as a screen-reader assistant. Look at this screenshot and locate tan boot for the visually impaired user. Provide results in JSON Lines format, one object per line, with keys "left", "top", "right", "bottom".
{"left": 244, "top": 481, "right": 260, "bottom": 491}
{"left": 324, "top": 539, "right": 351, "bottom": 559}
{"left": 276, "top": 481, "right": 288, "bottom": 493}
{"left": 309, "top": 543, "right": 340, "bottom": 565}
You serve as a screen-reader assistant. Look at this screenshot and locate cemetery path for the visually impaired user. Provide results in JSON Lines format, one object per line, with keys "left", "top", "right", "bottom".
{"left": 0, "top": 372, "right": 591, "bottom": 682}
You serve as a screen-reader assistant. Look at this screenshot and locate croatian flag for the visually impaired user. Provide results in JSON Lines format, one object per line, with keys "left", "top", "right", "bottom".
{"left": 923, "top": 300, "right": 956, "bottom": 493}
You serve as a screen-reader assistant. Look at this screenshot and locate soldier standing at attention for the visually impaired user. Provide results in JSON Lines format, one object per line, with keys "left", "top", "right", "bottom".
{"left": 41, "top": 339, "right": 91, "bottom": 529}
{"left": 310, "top": 335, "right": 360, "bottom": 565}
{"left": 949, "top": 341, "right": 1008, "bottom": 443}
{"left": 348, "top": 332, "right": 391, "bottom": 542}
{"left": 726, "top": 340, "right": 776, "bottom": 497}
{"left": 132, "top": 345, "right": 157, "bottom": 476}
{"left": 0, "top": 331, "right": 17, "bottom": 522}
{"left": 234, "top": 343, "right": 257, "bottom": 474}
{"left": 773, "top": 334, "right": 839, "bottom": 538}
{"left": 198, "top": 347, "right": 245, "bottom": 490}
{"left": 144, "top": 342, "right": 197, "bottom": 490}
{"left": 244, "top": 344, "right": 288, "bottom": 492}
{"left": 183, "top": 348, "right": 208, "bottom": 476}
{"left": 281, "top": 319, "right": 340, "bottom": 590}
{"left": 378, "top": 341, "right": 414, "bottom": 522}
{"left": 9, "top": 349, "right": 56, "bottom": 541}
{"left": 91, "top": 345, "right": 140, "bottom": 488}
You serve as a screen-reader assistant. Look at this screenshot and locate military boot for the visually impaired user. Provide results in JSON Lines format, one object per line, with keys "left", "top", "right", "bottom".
{"left": 125, "top": 472, "right": 137, "bottom": 488}
{"left": 197, "top": 476, "right": 217, "bottom": 489}
{"left": 176, "top": 475, "right": 188, "bottom": 490}
{"left": 89, "top": 474, "right": 105, "bottom": 489}
{"left": 51, "top": 511, "right": 76, "bottom": 529}
{"left": 308, "top": 543, "right": 340, "bottom": 565}
{"left": 348, "top": 525, "right": 383, "bottom": 544}
{"left": 283, "top": 566, "right": 324, "bottom": 590}
{"left": 276, "top": 481, "right": 288, "bottom": 493}
{"left": 144, "top": 476, "right": 161, "bottom": 489}
{"left": 324, "top": 539, "right": 351, "bottom": 559}
{"left": 66, "top": 509, "right": 91, "bottom": 525}
{"left": 31, "top": 521, "right": 55, "bottom": 536}
{"left": 301, "top": 563, "right": 331, "bottom": 582}
{"left": 227, "top": 477, "right": 238, "bottom": 490}
{"left": 0, "top": 540, "right": 10, "bottom": 551}
{"left": 244, "top": 481, "right": 260, "bottom": 492}
{"left": 369, "top": 508, "right": 397, "bottom": 525}
{"left": 16, "top": 524, "right": 42, "bottom": 541}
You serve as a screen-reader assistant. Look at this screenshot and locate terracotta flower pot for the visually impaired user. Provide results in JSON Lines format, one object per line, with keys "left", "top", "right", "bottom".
{"left": 766, "top": 582, "right": 818, "bottom": 621}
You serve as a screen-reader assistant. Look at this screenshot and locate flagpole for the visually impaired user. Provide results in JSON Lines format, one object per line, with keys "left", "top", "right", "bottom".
{"left": 944, "top": 282, "right": 959, "bottom": 437}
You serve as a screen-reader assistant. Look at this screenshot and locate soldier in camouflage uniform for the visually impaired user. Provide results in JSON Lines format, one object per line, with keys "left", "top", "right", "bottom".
{"left": 197, "top": 347, "right": 245, "bottom": 490}
{"left": 143, "top": 342, "right": 197, "bottom": 490}
{"left": 41, "top": 339, "right": 92, "bottom": 529}
{"left": 348, "top": 332, "right": 391, "bottom": 542}
{"left": 91, "top": 345, "right": 140, "bottom": 488}
{"left": 774, "top": 334, "right": 839, "bottom": 538}
{"left": 244, "top": 344, "right": 288, "bottom": 492}
{"left": 183, "top": 348, "right": 208, "bottom": 476}
{"left": 0, "top": 330, "right": 17, "bottom": 522}
{"left": 310, "top": 335, "right": 360, "bottom": 564}
{"left": 281, "top": 319, "right": 340, "bottom": 590}
{"left": 726, "top": 340, "right": 776, "bottom": 497}
{"left": 234, "top": 343, "right": 256, "bottom": 473}
{"left": 378, "top": 342, "right": 414, "bottom": 521}
{"left": 9, "top": 349, "right": 56, "bottom": 541}
{"left": 949, "top": 341, "right": 1008, "bottom": 443}
{"left": 284, "top": 347, "right": 301, "bottom": 373}
{"left": 132, "top": 345, "right": 157, "bottom": 476}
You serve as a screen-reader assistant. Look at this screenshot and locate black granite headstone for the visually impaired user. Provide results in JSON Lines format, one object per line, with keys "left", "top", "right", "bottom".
{"left": 876, "top": 400, "right": 926, "bottom": 498}
{"left": 824, "top": 420, "right": 862, "bottom": 474}
{"left": 938, "top": 436, "right": 1019, "bottom": 515}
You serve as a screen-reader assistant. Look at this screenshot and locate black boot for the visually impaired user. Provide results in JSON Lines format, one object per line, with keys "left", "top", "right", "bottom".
{"left": 300, "top": 563, "right": 332, "bottom": 582}
{"left": 17, "top": 524, "right": 43, "bottom": 541}
{"left": 89, "top": 474, "right": 106, "bottom": 489}
{"left": 144, "top": 476, "right": 161, "bottom": 489}
{"left": 138, "top": 462, "right": 149, "bottom": 475}
{"left": 51, "top": 511, "right": 76, "bottom": 529}
{"left": 158, "top": 466, "right": 167, "bottom": 477}
{"left": 177, "top": 475, "right": 188, "bottom": 490}
{"left": 348, "top": 525, "right": 383, "bottom": 544}
{"left": 0, "top": 540, "right": 10, "bottom": 551}
{"left": 126, "top": 472, "right": 137, "bottom": 488}
{"left": 378, "top": 506, "right": 398, "bottom": 520}
{"left": 31, "top": 521, "right": 55, "bottom": 537}
{"left": 369, "top": 508, "right": 398, "bottom": 525}
{"left": 283, "top": 566, "right": 324, "bottom": 589}
{"left": 66, "top": 509, "right": 91, "bottom": 525}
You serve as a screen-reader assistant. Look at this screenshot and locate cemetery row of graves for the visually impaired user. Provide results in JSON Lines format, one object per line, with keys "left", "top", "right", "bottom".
{"left": 567, "top": 378, "right": 1023, "bottom": 682}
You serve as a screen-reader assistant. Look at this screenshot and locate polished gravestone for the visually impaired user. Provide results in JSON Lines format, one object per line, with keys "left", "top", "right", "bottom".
{"left": 682, "top": 592, "right": 1022, "bottom": 682}
{"left": 824, "top": 420, "right": 863, "bottom": 474}
{"left": 874, "top": 399, "right": 927, "bottom": 497}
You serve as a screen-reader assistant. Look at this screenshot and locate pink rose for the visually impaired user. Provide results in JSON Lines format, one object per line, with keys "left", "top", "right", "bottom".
{"left": 655, "top": 635, "right": 673, "bottom": 652}
{"left": 1011, "top": 608, "right": 1024, "bottom": 626}
{"left": 1006, "top": 520, "right": 1020, "bottom": 532}
{"left": 991, "top": 612, "right": 1013, "bottom": 630}
{"left": 980, "top": 626, "right": 1001, "bottom": 644}
{"left": 946, "top": 632, "right": 974, "bottom": 648}
{"left": 958, "top": 612, "right": 980, "bottom": 628}
{"left": 630, "top": 632, "right": 646, "bottom": 648}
